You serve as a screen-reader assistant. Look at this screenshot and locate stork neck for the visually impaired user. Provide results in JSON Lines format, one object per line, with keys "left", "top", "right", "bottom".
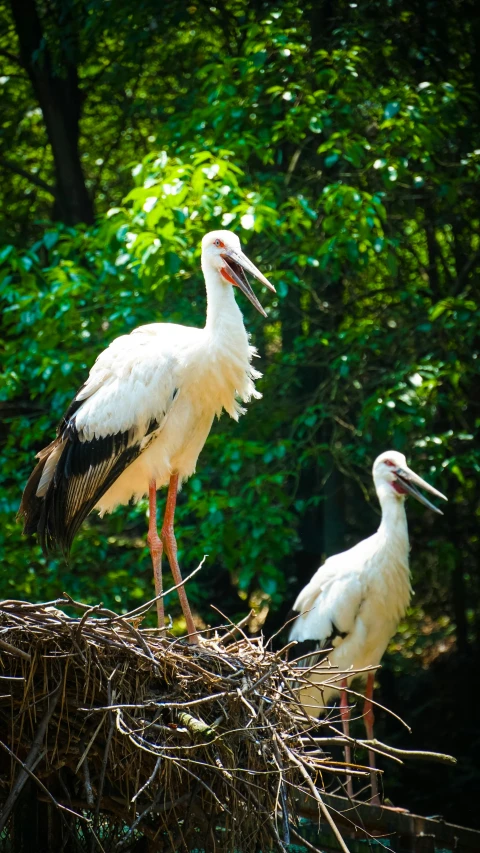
{"left": 377, "top": 486, "right": 409, "bottom": 540}
{"left": 203, "top": 265, "right": 245, "bottom": 335}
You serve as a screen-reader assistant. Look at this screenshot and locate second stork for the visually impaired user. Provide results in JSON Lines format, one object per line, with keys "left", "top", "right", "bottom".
{"left": 289, "top": 450, "right": 447, "bottom": 801}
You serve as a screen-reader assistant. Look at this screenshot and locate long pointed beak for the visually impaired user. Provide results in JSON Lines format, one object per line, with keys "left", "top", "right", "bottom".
{"left": 395, "top": 466, "right": 448, "bottom": 515}
{"left": 221, "top": 248, "right": 275, "bottom": 318}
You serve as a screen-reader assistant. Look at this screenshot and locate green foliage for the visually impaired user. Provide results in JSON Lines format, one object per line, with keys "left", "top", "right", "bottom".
{"left": 0, "top": 0, "right": 479, "bottom": 658}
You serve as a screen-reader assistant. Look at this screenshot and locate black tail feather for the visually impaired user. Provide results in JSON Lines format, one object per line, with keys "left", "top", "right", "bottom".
{"left": 19, "top": 427, "right": 143, "bottom": 557}
{"left": 18, "top": 453, "right": 50, "bottom": 537}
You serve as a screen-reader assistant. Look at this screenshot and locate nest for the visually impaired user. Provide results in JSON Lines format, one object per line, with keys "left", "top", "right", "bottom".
{"left": 0, "top": 594, "right": 357, "bottom": 853}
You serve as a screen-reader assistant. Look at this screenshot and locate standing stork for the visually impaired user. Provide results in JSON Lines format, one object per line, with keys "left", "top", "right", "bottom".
{"left": 289, "top": 450, "right": 447, "bottom": 802}
{"left": 19, "top": 230, "right": 275, "bottom": 642}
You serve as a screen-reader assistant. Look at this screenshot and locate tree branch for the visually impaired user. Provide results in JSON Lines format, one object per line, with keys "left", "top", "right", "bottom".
{"left": 0, "top": 47, "right": 23, "bottom": 65}
{"left": 0, "top": 157, "right": 56, "bottom": 197}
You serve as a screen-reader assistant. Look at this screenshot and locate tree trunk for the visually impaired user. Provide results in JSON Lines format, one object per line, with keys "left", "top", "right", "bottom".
{"left": 10, "top": 0, "right": 94, "bottom": 225}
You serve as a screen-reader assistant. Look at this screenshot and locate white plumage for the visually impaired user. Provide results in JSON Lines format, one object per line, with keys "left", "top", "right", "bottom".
{"left": 20, "top": 229, "right": 275, "bottom": 639}
{"left": 81, "top": 303, "right": 260, "bottom": 514}
{"left": 290, "top": 450, "right": 446, "bottom": 709}
{"left": 289, "top": 450, "right": 446, "bottom": 800}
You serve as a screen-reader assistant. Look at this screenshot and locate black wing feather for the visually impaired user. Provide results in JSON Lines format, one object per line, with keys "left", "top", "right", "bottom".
{"left": 19, "top": 363, "right": 179, "bottom": 556}
{"left": 19, "top": 411, "right": 143, "bottom": 557}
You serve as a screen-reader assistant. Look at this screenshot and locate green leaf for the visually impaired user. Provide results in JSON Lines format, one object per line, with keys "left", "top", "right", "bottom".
{"left": 324, "top": 153, "right": 339, "bottom": 168}
{"left": 383, "top": 101, "right": 401, "bottom": 119}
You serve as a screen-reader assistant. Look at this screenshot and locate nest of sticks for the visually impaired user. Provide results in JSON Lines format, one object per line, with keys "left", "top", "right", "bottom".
{"left": 0, "top": 591, "right": 364, "bottom": 853}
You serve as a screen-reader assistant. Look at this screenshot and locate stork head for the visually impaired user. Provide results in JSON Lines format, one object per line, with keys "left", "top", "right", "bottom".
{"left": 372, "top": 450, "right": 447, "bottom": 514}
{"left": 201, "top": 229, "right": 275, "bottom": 317}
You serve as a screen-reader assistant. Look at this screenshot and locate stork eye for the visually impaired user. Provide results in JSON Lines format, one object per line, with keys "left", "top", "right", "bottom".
{"left": 384, "top": 460, "right": 396, "bottom": 468}
{"left": 213, "top": 238, "right": 225, "bottom": 248}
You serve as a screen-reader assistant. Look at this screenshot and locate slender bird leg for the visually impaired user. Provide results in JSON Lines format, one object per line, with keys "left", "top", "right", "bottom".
{"left": 363, "top": 671, "right": 380, "bottom": 805}
{"left": 340, "top": 678, "right": 354, "bottom": 799}
{"left": 147, "top": 480, "right": 165, "bottom": 630}
{"left": 161, "top": 473, "right": 199, "bottom": 644}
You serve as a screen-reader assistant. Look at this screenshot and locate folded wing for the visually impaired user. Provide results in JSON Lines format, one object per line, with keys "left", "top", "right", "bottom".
{"left": 289, "top": 549, "right": 366, "bottom": 659}
{"left": 19, "top": 326, "right": 179, "bottom": 555}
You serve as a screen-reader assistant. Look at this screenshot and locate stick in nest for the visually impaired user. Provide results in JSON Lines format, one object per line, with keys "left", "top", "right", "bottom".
{"left": 0, "top": 595, "right": 456, "bottom": 852}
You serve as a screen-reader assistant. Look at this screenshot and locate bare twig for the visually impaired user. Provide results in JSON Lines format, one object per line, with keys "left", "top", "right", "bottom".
{"left": 131, "top": 756, "right": 162, "bottom": 803}
{"left": 288, "top": 824, "right": 323, "bottom": 853}
{"left": 0, "top": 739, "right": 98, "bottom": 829}
{"left": 117, "top": 557, "right": 207, "bottom": 622}
{"left": 0, "top": 638, "right": 31, "bottom": 661}
{"left": 275, "top": 732, "right": 351, "bottom": 853}
{"left": 363, "top": 739, "right": 457, "bottom": 766}
{"left": 91, "top": 680, "right": 116, "bottom": 851}
{"left": 0, "top": 681, "right": 62, "bottom": 830}
{"left": 216, "top": 609, "right": 255, "bottom": 644}
{"left": 0, "top": 597, "right": 410, "bottom": 852}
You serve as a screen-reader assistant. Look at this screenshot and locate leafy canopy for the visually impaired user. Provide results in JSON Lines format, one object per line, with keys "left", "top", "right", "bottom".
{"left": 0, "top": 1, "right": 478, "bottom": 650}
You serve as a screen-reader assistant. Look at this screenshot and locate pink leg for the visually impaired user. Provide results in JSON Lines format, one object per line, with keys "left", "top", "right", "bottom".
{"left": 364, "top": 672, "right": 380, "bottom": 805}
{"left": 161, "top": 473, "right": 199, "bottom": 644}
{"left": 340, "top": 678, "right": 354, "bottom": 799}
{"left": 147, "top": 481, "right": 165, "bottom": 630}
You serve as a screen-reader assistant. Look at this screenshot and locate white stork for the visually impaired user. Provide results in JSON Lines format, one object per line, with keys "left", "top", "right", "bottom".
{"left": 19, "top": 230, "right": 275, "bottom": 643}
{"left": 289, "top": 450, "right": 447, "bottom": 801}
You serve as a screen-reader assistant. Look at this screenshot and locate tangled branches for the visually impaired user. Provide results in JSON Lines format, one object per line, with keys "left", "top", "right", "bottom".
{"left": 0, "top": 594, "right": 455, "bottom": 852}
{"left": 0, "top": 593, "right": 362, "bottom": 853}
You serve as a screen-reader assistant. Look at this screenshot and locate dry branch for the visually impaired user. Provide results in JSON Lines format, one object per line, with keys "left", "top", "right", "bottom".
{"left": 0, "top": 595, "right": 354, "bottom": 852}
{"left": 0, "top": 596, "right": 455, "bottom": 851}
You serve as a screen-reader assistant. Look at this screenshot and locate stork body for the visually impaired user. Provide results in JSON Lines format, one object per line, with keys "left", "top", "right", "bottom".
{"left": 289, "top": 451, "right": 447, "bottom": 801}
{"left": 79, "top": 297, "right": 258, "bottom": 515}
{"left": 20, "top": 230, "right": 275, "bottom": 640}
{"left": 291, "top": 501, "right": 411, "bottom": 707}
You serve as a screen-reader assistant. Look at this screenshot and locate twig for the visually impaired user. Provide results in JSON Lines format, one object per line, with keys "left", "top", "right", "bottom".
{"left": 363, "top": 739, "right": 457, "bottom": 766}
{"left": 131, "top": 756, "right": 162, "bottom": 803}
{"left": 327, "top": 727, "right": 400, "bottom": 766}
{"left": 117, "top": 557, "right": 208, "bottom": 622}
{"left": 83, "top": 755, "right": 95, "bottom": 808}
{"left": 82, "top": 693, "right": 228, "bottom": 711}
{"left": 91, "top": 679, "right": 116, "bottom": 851}
{"left": 272, "top": 737, "right": 290, "bottom": 845}
{"left": 210, "top": 605, "right": 256, "bottom": 651}
{"left": 0, "top": 739, "right": 98, "bottom": 830}
{"left": 216, "top": 609, "right": 255, "bottom": 644}
{"left": 241, "top": 664, "right": 279, "bottom": 697}
{"left": 75, "top": 604, "right": 104, "bottom": 639}
{"left": 288, "top": 824, "right": 323, "bottom": 853}
{"left": 115, "top": 788, "right": 163, "bottom": 850}
{"left": 0, "top": 638, "right": 31, "bottom": 661}
{"left": 275, "top": 732, "right": 351, "bottom": 853}
{"left": 0, "top": 681, "right": 62, "bottom": 830}
{"left": 75, "top": 713, "right": 107, "bottom": 773}
{"left": 266, "top": 613, "right": 303, "bottom": 649}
